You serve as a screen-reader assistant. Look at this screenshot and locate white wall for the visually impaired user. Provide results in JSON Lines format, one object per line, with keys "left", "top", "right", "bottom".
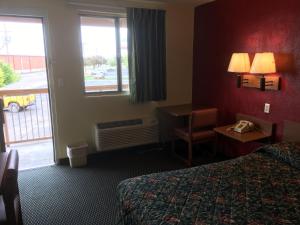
{"left": 0, "top": 0, "right": 194, "bottom": 160}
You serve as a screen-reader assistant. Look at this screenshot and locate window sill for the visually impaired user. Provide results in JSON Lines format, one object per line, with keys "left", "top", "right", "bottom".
{"left": 85, "top": 91, "right": 130, "bottom": 98}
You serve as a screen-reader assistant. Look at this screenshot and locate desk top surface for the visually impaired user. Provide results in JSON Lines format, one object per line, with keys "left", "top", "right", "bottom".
{"left": 158, "top": 104, "right": 211, "bottom": 117}
{"left": 214, "top": 125, "right": 271, "bottom": 143}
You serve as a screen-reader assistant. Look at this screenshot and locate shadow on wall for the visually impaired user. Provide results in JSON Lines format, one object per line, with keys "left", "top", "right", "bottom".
{"left": 275, "top": 53, "right": 296, "bottom": 74}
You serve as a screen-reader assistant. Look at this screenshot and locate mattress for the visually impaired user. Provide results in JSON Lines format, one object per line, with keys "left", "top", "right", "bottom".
{"left": 116, "top": 142, "right": 300, "bottom": 225}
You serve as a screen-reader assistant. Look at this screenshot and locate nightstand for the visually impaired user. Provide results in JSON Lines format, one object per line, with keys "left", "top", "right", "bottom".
{"left": 214, "top": 113, "right": 274, "bottom": 156}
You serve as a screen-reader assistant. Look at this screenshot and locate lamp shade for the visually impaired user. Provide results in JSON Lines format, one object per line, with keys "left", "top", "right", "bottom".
{"left": 228, "top": 53, "right": 250, "bottom": 73}
{"left": 250, "top": 52, "right": 276, "bottom": 74}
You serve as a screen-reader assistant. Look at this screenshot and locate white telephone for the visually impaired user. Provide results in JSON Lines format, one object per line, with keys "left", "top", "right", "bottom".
{"left": 233, "top": 120, "right": 255, "bottom": 133}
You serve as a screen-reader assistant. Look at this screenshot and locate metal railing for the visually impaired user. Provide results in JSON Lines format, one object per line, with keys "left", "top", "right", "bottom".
{"left": 0, "top": 85, "right": 129, "bottom": 145}
{"left": 0, "top": 88, "right": 52, "bottom": 145}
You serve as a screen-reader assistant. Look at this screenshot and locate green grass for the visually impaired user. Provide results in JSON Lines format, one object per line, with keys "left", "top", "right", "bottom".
{"left": 84, "top": 75, "right": 95, "bottom": 81}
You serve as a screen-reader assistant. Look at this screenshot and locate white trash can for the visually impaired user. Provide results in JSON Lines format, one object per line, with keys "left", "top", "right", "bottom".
{"left": 66, "top": 143, "right": 88, "bottom": 168}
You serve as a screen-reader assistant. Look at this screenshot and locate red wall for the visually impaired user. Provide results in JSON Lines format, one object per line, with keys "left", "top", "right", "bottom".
{"left": 193, "top": 0, "right": 300, "bottom": 154}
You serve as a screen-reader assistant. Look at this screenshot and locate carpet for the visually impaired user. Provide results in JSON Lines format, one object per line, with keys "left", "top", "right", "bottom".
{"left": 19, "top": 149, "right": 185, "bottom": 225}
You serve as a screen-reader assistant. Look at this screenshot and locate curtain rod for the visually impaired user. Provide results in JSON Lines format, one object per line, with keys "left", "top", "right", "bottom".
{"left": 67, "top": 0, "right": 167, "bottom": 10}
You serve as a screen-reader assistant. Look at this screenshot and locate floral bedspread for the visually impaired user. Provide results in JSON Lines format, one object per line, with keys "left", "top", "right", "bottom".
{"left": 115, "top": 143, "right": 300, "bottom": 225}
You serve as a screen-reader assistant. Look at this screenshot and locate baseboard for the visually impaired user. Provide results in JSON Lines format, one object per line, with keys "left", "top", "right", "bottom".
{"left": 56, "top": 143, "right": 163, "bottom": 166}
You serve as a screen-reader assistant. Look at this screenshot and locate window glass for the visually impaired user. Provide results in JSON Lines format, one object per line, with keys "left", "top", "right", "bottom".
{"left": 80, "top": 17, "right": 121, "bottom": 93}
{"left": 120, "top": 18, "right": 129, "bottom": 91}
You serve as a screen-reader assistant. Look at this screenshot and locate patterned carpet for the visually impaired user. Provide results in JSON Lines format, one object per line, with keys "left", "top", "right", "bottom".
{"left": 18, "top": 149, "right": 186, "bottom": 225}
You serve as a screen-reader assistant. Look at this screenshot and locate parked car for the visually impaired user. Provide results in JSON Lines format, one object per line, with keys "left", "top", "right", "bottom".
{"left": 91, "top": 69, "right": 106, "bottom": 78}
{"left": 3, "top": 94, "right": 36, "bottom": 113}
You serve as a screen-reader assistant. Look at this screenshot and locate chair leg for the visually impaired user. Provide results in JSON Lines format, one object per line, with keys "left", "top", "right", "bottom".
{"left": 212, "top": 142, "right": 217, "bottom": 157}
{"left": 212, "top": 135, "right": 218, "bottom": 157}
{"left": 171, "top": 139, "right": 176, "bottom": 155}
{"left": 187, "top": 141, "right": 192, "bottom": 167}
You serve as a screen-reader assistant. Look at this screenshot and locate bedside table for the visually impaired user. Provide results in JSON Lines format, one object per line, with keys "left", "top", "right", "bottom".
{"left": 214, "top": 125, "right": 272, "bottom": 143}
{"left": 214, "top": 113, "right": 275, "bottom": 156}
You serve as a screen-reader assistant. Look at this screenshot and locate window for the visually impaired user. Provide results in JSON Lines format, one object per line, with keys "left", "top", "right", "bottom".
{"left": 80, "top": 16, "right": 129, "bottom": 93}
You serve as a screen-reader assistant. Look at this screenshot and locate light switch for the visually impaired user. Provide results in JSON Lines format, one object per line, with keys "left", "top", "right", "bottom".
{"left": 264, "top": 103, "right": 270, "bottom": 114}
{"left": 58, "top": 78, "right": 64, "bottom": 88}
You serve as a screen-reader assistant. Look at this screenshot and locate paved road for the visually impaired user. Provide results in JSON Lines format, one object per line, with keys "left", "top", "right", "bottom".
{"left": 1, "top": 71, "right": 48, "bottom": 90}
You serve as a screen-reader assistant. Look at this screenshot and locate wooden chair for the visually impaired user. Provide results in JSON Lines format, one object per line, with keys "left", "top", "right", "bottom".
{"left": 1, "top": 150, "right": 23, "bottom": 225}
{"left": 173, "top": 108, "right": 218, "bottom": 166}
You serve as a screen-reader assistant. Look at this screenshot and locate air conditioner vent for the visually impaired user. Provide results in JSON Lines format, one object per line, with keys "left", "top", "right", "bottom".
{"left": 95, "top": 118, "right": 158, "bottom": 152}
{"left": 97, "top": 119, "right": 143, "bottom": 129}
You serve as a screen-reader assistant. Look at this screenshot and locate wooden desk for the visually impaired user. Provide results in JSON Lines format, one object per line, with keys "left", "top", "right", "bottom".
{"left": 214, "top": 125, "right": 272, "bottom": 143}
{"left": 158, "top": 104, "right": 193, "bottom": 117}
{"left": 158, "top": 104, "right": 211, "bottom": 117}
{"left": 157, "top": 104, "right": 214, "bottom": 143}
{"left": 157, "top": 104, "right": 192, "bottom": 143}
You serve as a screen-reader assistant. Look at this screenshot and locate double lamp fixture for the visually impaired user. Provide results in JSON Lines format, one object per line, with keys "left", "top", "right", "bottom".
{"left": 228, "top": 52, "right": 280, "bottom": 91}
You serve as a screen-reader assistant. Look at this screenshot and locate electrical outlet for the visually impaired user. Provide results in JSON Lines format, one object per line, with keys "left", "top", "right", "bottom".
{"left": 264, "top": 103, "right": 270, "bottom": 114}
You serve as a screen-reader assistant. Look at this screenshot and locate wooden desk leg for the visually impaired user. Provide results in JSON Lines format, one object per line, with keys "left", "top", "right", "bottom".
{"left": 187, "top": 141, "right": 192, "bottom": 167}
{"left": 215, "top": 133, "right": 224, "bottom": 155}
{"left": 213, "top": 135, "right": 218, "bottom": 157}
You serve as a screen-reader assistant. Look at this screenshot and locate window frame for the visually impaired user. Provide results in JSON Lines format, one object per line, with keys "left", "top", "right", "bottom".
{"left": 79, "top": 14, "right": 128, "bottom": 95}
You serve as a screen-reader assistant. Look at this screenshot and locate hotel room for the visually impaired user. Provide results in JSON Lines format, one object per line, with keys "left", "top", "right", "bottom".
{"left": 0, "top": 0, "right": 299, "bottom": 224}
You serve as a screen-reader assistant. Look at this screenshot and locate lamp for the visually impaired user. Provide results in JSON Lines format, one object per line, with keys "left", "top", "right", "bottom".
{"left": 228, "top": 53, "right": 250, "bottom": 88}
{"left": 250, "top": 52, "right": 277, "bottom": 91}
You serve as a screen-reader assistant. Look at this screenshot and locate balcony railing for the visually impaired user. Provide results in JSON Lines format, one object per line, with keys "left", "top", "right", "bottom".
{"left": 0, "top": 88, "right": 52, "bottom": 145}
{"left": 0, "top": 85, "right": 129, "bottom": 145}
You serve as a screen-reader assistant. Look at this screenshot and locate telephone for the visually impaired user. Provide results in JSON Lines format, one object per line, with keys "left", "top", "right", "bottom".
{"left": 233, "top": 120, "right": 255, "bottom": 133}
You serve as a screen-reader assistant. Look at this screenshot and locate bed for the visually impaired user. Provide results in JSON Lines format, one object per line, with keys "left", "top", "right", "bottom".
{"left": 115, "top": 121, "right": 300, "bottom": 225}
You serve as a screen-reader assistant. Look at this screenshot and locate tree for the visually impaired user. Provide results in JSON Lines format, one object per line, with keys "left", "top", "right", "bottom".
{"left": 0, "top": 62, "right": 20, "bottom": 86}
{"left": 84, "top": 55, "right": 107, "bottom": 68}
{"left": 0, "top": 67, "right": 5, "bottom": 87}
{"left": 121, "top": 55, "right": 128, "bottom": 68}
{"left": 107, "top": 57, "right": 117, "bottom": 67}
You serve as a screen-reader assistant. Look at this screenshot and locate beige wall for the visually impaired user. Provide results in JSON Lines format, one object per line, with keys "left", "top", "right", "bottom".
{"left": 0, "top": 0, "right": 194, "bottom": 159}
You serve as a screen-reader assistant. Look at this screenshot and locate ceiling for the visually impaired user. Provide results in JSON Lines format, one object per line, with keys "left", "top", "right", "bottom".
{"left": 148, "top": 0, "right": 213, "bottom": 2}
{"left": 68, "top": 0, "right": 215, "bottom": 7}
{"left": 130, "top": 0, "right": 215, "bottom": 4}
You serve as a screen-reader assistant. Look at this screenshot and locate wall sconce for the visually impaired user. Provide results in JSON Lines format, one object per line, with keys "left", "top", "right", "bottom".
{"left": 228, "top": 52, "right": 281, "bottom": 91}
{"left": 228, "top": 53, "right": 250, "bottom": 88}
{"left": 250, "top": 52, "right": 280, "bottom": 91}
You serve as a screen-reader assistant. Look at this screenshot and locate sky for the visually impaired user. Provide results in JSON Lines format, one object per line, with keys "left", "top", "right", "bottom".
{"left": 0, "top": 21, "right": 45, "bottom": 56}
{"left": 0, "top": 20, "right": 128, "bottom": 58}
{"left": 81, "top": 25, "right": 127, "bottom": 58}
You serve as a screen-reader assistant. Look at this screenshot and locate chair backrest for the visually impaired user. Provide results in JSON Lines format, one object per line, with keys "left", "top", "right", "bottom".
{"left": 1, "top": 150, "right": 23, "bottom": 225}
{"left": 191, "top": 108, "right": 218, "bottom": 130}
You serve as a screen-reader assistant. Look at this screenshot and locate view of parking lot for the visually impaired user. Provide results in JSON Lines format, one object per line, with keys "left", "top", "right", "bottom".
{"left": 84, "top": 67, "right": 129, "bottom": 92}
{"left": 0, "top": 16, "right": 54, "bottom": 169}
{"left": 0, "top": 71, "right": 53, "bottom": 170}
{"left": 0, "top": 15, "right": 130, "bottom": 169}
{"left": 81, "top": 16, "right": 129, "bottom": 93}
{"left": 2, "top": 90, "right": 51, "bottom": 142}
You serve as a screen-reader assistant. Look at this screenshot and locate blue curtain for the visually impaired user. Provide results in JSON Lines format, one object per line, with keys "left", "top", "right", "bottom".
{"left": 127, "top": 8, "right": 166, "bottom": 103}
